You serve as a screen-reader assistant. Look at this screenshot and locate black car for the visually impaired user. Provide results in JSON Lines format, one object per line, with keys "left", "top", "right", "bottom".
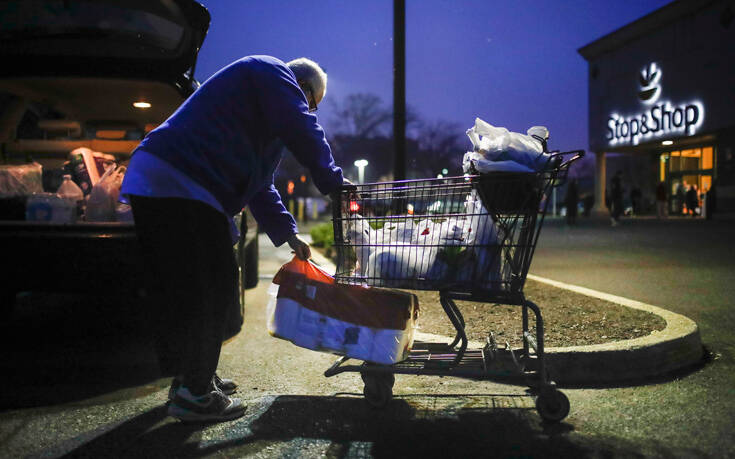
{"left": 0, "top": 0, "right": 258, "bottom": 337}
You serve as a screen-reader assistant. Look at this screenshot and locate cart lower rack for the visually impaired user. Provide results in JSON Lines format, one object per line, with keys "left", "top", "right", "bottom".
{"left": 325, "top": 150, "right": 584, "bottom": 423}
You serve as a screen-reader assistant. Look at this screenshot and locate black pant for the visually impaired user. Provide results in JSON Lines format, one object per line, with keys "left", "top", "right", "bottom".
{"left": 130, "top": 196, "right": 237, "bottom": 395}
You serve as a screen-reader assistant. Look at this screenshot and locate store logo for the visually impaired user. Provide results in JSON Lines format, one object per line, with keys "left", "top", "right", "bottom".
{"left": 606, "top": 62, "right": 704, "bottom": 146}
{"left": 638, "top": 62, "right": 661, "bottom": 104}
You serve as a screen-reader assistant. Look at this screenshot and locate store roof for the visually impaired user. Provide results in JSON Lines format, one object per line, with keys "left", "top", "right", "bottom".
{"left": 578, "top": 0, "right": 721, "bottom": 60}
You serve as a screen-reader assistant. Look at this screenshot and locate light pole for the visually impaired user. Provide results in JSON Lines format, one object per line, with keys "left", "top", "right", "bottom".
{"left": 354, "top": 159, "right": 369, "bottom": 184}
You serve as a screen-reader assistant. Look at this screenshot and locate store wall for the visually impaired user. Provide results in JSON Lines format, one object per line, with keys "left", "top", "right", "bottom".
{"left": 587, "top": 0, "right": 735, "bottom": 153}
{"left": 716, "top": 127, "right": 735, "bottom": 212}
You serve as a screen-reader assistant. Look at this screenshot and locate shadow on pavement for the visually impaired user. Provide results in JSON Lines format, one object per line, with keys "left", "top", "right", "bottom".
{"left": 0, "top": 292, "right": 162, "bottom": 409}
{"left": 60, "top": 394, "right": 694, "bottom": 458}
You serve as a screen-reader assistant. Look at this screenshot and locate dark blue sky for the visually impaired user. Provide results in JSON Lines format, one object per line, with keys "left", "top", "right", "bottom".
{"left": 195, "top": 0, "right": 672, "bottom": 155}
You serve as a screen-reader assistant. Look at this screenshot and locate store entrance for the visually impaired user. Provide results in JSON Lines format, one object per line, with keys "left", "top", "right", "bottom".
{"left": 660, "top": 146, "right": 714, "bottom": 217}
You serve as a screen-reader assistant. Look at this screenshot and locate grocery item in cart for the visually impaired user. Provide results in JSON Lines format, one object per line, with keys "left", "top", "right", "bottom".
{"left": 345, "top": 212, "right": 501, "bottom": 290}
{"left": 346, "top": 216, "right": 436, "bottom": 285}
{"left": 267, "top": 257, "right": 419, "bottom": 365}
{"left": 463, "top": 117, "right": 552, "bottom": 174}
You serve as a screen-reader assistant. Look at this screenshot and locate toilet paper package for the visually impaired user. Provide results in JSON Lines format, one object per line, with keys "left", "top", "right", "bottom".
{"left": 266, "top": 257, "right": 419, "bottom": 364}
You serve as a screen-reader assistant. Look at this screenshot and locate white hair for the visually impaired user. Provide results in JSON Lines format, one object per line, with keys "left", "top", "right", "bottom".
{"left": 286, "top": 57, "right": 327, "bottom": 104}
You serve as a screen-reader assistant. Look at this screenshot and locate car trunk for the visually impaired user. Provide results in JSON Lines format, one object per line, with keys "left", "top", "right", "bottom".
{"left": 0, "top": 1, "right": 253, "bottom": 336}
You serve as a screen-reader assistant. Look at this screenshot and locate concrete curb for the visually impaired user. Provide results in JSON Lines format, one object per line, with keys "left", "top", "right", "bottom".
{"left": 526, "top": 275, "right": 704, "bottom": 385}
{"left": 307, "top": 242, "right": 704, "bottom": 386}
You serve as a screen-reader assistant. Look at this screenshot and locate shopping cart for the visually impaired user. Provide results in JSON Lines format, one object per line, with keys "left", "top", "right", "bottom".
{"left": 324, "top": 149, "right": 584, "bottom": 423}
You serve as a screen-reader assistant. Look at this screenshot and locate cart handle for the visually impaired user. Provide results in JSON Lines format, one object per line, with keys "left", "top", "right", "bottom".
{"left": 339, "top": 183, "right": 358, "bottom": 192}
{"left": 554, "top": 149, "right": 585, "bottom": 170}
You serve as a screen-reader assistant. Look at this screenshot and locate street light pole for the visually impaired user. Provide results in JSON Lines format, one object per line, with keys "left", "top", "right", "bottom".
{"left": 393, "top": 0, "right": 406, "bottom": 181}
{"left": 354, "top": 159, "right": 369, "bottom": 184}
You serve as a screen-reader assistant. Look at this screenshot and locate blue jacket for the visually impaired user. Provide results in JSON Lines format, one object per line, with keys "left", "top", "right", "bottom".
{"left": 131, "top": 55, "right": 343, "bottom": 245}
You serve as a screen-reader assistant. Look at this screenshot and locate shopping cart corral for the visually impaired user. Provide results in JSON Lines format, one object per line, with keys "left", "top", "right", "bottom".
{"left": 325, "top": 149, "right": 584, "bottom": 423}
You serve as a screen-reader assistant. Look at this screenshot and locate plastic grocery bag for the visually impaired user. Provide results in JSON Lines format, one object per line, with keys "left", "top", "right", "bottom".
{"left": 0, "top": 162, "right": 43, "bottom": 197}
{"left": 464, "top": 118, "right": 552, "bottom": 173}
{"left": 266, "top": 256, "right": 419, "bottom": 364}
{"left": 86, "top": 164, "right": 126, "bottom": 222}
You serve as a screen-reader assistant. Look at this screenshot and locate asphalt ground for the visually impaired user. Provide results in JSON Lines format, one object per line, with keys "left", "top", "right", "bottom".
{"left": 0, "top": 214, "right": 733, "bottom": 457}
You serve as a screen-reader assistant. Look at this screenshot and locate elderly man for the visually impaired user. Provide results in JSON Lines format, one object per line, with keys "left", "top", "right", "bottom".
{"left": 121, "top": 56, "right": 345, "bottom": 422}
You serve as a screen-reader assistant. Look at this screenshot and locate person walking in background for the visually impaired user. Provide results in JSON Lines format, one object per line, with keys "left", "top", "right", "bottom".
{"left": 630, "top": 186, "right": 642, "bottom": 217}
{"left": 655, "top": 181, "right": 668, "bottom": 219}
{"left": 686, "top": 184, "right": 699, "bottom": 217}
{"left": 121, "top": 56, "right": 348, "bottom": 423}
{"left": 676, "top": 181, "right": 687, "bottom": 215}
{"left": 609, "top": 170, "right": 623, "bottom": 226}
{"left": 565, "top": 178, "right": 579, "bottom": 225}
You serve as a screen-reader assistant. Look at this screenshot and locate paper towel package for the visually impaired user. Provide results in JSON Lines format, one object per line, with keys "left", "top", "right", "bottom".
{"left": 266, "top": 259, "right": 420, "bottom": 365}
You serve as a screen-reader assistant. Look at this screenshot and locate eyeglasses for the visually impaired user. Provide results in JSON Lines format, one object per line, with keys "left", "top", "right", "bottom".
{"left": 304, "top": 83, "right": 318, "bottom": 113}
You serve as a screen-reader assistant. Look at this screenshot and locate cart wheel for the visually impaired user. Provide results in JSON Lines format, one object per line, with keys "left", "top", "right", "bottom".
{"left": 361, "top": 372, "right": 394, "bottom": 408}
{"left": 535, "top": 388, "right": 570, "bottom": 423}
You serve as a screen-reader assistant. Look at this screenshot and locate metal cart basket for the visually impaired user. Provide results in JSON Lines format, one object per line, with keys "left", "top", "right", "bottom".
{"left": 324, "top": 149, "right": 584, "bottom": 423}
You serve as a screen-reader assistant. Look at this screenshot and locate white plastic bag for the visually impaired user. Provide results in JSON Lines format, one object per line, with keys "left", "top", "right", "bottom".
{"left": 465, "top": 118, "right": 552, "bottom": 172}
{"left": 463, "top": 151, "right": 536, "bottom": 174}
{"left": 86, "top": 164, "right": 126, "bottom": 222}
{"left": 464, "top": 190, "right": 502, "bottom": 285}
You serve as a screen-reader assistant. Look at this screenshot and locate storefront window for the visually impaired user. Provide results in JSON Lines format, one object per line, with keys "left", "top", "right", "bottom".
{"left": 667, "top": 148, "right": 713, "bottom": 172}
{"left": 680, "top": 149, "right": 700, "bottom": 171}
{"left": 702, "top": 147, "right": 713, "bottom": 170}
{"left": 663, "top": 145, "right": 714, "bottom": 216}
{"left": 669, "top": 150, "right": 681, "bottom": 172}
{"left": 701, "top": 175, "right": 712, "bottom": 193}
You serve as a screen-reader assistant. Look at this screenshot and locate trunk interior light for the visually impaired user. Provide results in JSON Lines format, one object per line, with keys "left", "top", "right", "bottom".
{"left": 133, "top": 101, "right": 151, "bottom": 109}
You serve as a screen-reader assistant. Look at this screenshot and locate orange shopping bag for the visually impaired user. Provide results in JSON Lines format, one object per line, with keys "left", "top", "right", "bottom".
{"left": 272, "top": 256, "right": 334, "bottom": 285}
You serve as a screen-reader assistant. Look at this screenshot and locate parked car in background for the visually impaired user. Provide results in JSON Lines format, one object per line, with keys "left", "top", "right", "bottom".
{"left": 0, "top": 0, "right": 258, "bottom": 338}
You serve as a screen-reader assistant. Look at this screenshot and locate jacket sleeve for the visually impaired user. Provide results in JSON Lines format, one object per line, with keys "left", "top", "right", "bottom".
{"left": 255, "top": 59, "right": 344, "bottom": 195}
{"left": 248, "top": 181, "right": 298, "bottom": 247}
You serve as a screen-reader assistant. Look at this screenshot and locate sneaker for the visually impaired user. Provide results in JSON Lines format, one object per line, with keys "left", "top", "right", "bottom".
{"left": 168, "top": 387, "right": 245, "bottom": 423}
{"left": 168, "top": 374, "right": 237, "bottom": 400}
{"left": 214, "top": 374, "right": 238, "bottom": 395}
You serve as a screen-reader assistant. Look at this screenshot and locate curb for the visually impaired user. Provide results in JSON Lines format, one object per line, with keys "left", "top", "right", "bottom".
{"left": 526, "top": 275, "right": 704, "bottom": 385}
{"left": 307, "top": 243, "right": 704, "bottom": 386}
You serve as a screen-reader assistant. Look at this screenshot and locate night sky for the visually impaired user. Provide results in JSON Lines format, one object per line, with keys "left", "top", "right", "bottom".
{"left": 194, "top": 0, "right": 672, "bottom": 157}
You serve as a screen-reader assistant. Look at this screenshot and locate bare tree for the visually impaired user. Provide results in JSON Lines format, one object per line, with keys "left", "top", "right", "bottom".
{"left": 327, "top": 93, "right": 392, "bottom": 138}
{"left": 408, "top": 119, "right": 465, "bottom": 177}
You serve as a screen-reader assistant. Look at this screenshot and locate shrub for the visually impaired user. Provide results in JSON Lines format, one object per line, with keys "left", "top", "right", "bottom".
{"left": 310, "top": 222, "right": 334, "bottom": 250}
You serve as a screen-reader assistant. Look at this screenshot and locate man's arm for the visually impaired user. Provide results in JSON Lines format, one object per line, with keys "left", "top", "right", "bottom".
{"left": 249, "top": 182, "right": 312, "bottom": 259}
{"left": 248, "top": 182, "right": 297, "bottom": 247}
{"left": 254, "top": 59, "right": 344, "bottom": 195}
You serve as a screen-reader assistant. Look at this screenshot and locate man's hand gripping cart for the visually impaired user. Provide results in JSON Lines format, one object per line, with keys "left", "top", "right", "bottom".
{"left": 325, "top": 149, "right": 585, "bottom": 423}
